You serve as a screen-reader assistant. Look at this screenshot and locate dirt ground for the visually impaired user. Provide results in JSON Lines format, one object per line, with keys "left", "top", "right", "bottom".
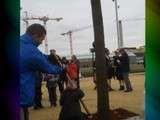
{"left": 29, "top": 73, "right": 144, "bottom": 120}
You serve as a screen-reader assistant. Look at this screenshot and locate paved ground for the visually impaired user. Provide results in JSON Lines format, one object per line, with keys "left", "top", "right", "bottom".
{"left": 29, "top": 73, "right": 144, "bottom": 120}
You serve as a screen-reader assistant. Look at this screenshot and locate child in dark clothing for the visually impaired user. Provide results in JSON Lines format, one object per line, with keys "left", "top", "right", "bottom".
{"left": 46, "top": 74, "right": 59, "bottom": 107}
{"left": 59, "top": 81, "right": 85, "bottom": 120}
{"left": 46, "top": 49, "right": 61, "bottom": 107}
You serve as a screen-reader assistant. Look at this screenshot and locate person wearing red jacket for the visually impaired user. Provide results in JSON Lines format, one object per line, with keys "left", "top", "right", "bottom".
{"left": 66, "top": 60, "right": 78, "bottom": 81}
{"left": 71, "top": 55, "right": 80, "bottom": 88}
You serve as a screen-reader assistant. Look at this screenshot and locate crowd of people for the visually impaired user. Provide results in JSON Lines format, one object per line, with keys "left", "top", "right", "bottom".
{"left": 20, "top": 23, "right": 133, "bottom": 120}
{"left": 93, "top": 47, "right": 133, "bottom": 92}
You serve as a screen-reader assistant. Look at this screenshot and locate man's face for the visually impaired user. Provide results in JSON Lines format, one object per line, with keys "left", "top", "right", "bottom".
{"left": 38, "top": 34, "right": 46, "bottom": 45}
{"left": 33, "top": 34, "right": 46, "bottom": 45}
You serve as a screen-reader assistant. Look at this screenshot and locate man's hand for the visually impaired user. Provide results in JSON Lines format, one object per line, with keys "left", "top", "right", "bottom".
{"left": 47, "top": 74, "right": 54, "bottom": 79}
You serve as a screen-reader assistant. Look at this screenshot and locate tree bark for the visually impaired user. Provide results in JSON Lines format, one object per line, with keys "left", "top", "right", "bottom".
{"left": 90, "top": 0, "right": 110, "bottom": 120}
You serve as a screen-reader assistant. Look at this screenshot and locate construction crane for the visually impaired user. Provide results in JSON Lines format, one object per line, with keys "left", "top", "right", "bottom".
{"left": 122, "top": 17, "right": 145, "bottom": 22}
{"left": 22, "top": 11, "right": 63, "bottom": 54}
{"left": 22, "top": 11, "right": 29, "bottom": 29}
{"left": 61, "top": 25, "right": 91, "bottom": 57}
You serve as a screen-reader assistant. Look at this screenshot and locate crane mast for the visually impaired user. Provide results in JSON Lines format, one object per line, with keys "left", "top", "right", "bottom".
{"left": 22, "top": 11, "right": 63, "bottom": 54}
{"left": 61, "top": 25, "right": 91, "bottom": 57}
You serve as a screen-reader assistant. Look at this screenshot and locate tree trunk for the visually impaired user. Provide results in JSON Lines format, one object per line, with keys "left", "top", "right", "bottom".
{"left": 90, "top": 0, "right": 110, "bottom": 120}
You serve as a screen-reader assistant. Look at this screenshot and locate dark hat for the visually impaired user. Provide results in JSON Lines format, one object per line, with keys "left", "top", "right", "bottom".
{"left": 92, "top": 41, "right": 95, "bottom": 48}
{"left": 50, "top": 49, "right": 56, "bottom": 53}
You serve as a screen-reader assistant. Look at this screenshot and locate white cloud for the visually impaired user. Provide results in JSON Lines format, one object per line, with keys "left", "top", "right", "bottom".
{"left": 21, "top": 0, "right": 145, "bottom": 56}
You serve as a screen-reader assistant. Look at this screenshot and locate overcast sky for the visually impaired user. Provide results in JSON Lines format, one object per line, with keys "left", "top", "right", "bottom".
{"left": 20, "top": 0, "right": 145, "bottom": 56}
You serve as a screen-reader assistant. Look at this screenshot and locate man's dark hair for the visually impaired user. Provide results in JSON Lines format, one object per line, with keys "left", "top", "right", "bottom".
{"left": 26, "top": 23, "right": 46, "bottom": 36}
{"left": 50, "top": 49, "right": 56, "bottom": 53}
{"left": 92, "top": 41, "right": 95, "bottom": 48}
{"left": 119, "top": 48, "right": 125, "bottom": 53}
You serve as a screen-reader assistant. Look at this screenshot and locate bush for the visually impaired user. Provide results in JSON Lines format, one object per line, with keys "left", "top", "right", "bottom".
{"left": 80, "top": 64, "right": 145, "bottom": 78}
{"left": 81, "top": 67, "right": 93, "bottom": 77}
{"left": 130, "top": 64, "right": 145, "bottom": 73}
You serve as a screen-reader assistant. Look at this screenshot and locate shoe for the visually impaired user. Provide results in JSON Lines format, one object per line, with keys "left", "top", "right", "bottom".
{"left": 34, "top": 104, "right": 44, "bottom": 109}
{"left": 34, "top": 106, "right": 40, "bottom": 110}
{"left": 50, "top": 103, "right": 57, "bottom": 107}
{"left": 39, "top": 105, "right": 44, "bottom": 108}
{"left": 119, "top": 86, "right": 124, "bottom": 91}
{"left": 53, "top": 103, "right": 57, "bottom": 107}
{"left": 50, "top": 104, "right": 54, "bottom": 107}
{"left": 108, "top": 88, "right": 114, "bottom": 91}
{"left": 124, "top": 89, "right": 132, "bottom": 92}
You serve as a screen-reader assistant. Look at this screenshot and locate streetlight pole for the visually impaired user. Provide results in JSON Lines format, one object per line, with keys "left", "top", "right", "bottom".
{"left": 119, "top": 20, "right": 123, "bottom": 48}
{"left": 113, "top": 0, "right": 120, "bottom": 48}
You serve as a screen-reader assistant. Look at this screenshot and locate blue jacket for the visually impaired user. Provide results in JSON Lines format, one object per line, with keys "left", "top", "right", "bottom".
{"left": 20, "top": 34, "right": 63, "bottom": 107}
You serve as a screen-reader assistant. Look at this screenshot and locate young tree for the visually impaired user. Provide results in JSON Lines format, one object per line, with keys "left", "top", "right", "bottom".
{"left": 90, "top": 0, "right": 110, "bottom": 120}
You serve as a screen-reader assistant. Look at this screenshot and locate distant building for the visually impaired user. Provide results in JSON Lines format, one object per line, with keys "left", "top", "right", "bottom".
{"left": 123, "top": 46, "right": 145, "bottom": 64}
{"left": 125, "top": 51, "right": 137, "bottom": 64}
{"left": 65, "top": 46, "right": 144, "bottom": 70}
{"left": 65, "top": 46, "right": 144, "bottom": 77}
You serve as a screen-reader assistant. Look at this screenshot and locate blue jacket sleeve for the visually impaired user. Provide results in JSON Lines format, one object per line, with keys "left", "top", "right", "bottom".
{"left": 29, "top": 48, "right": 63, "bottom": 74}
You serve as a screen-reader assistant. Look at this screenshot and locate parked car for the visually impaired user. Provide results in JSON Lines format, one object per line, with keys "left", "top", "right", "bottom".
{"left": 136, "top": 59, "right": 144, "bottom": 64}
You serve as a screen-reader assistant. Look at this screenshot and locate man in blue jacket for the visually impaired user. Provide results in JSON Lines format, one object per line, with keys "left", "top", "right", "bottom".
{"left": 20, "top": 23, "right": 63, "bottom": 120}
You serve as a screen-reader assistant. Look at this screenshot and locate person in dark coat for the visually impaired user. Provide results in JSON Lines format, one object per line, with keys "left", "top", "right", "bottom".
{"left": 59, "top": 57, "right": 69, "bottom": 90}
{"left": 105, "top": 48, "right": 114, "bottom": 91}
{"left": 92, "top": 42, "right": 97, "bottom": 90}
{"left": 92, "top": 61, "right": 97, "bottom": 90}
{"left": 113, "top": 50, "right": 124, "bottom": 90}
{"left": 47, "top": 49, "right": 62, "bottom": 107}
{"left": 34, "top": 71, "right": 44, "bottom": 109}
{"left": 119, "top": 48, "right": 133, "bottom": 92}
{"left": 46, "top": 74, "right": 59, "bottom": 107}
{"left": 59, "top": 81, "right": 85, "bottom": 120}
{"left": 48, "top": 50, "right": 66, "bottom": 96}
